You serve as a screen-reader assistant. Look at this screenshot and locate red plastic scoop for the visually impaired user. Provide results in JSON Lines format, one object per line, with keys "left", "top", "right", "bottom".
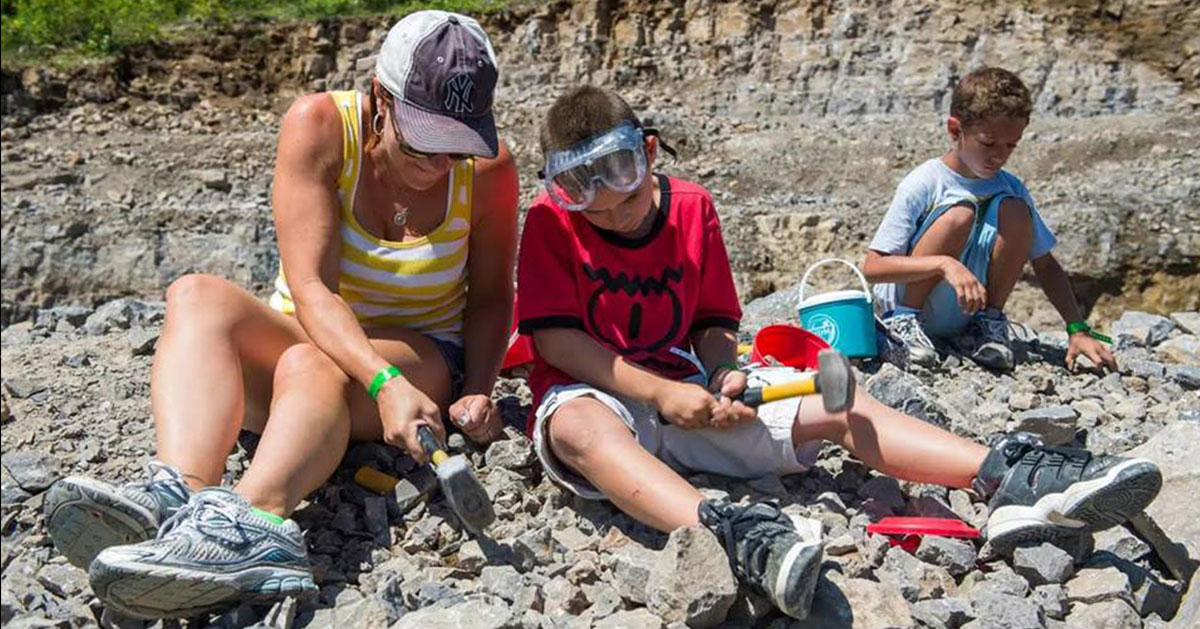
{"left": 866, "top": 517, "right": 980, "bottom": 553}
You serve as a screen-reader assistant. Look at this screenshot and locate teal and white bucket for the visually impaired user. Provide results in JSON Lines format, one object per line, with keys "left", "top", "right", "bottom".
{"left": 797, "top": 258, "right": 878, "bottom": 359}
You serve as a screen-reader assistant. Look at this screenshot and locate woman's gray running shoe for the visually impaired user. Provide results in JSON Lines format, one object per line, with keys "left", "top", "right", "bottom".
{"left": 699, "top": 499, "right": 825, "bottom": 620}
{"left": 89, "top": 487, "right": 316, "bottom": 620}
{"left": 975, "top": 433, "right": 1162, "bottom": 551}
{"left": 44, "top": 461, "right": 191, "bottom": 568}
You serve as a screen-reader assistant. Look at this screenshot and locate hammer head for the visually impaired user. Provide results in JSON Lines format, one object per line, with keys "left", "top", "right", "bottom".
{"left": 816, "top": 349, "right": 855, "bottom": 413}
{"left": 433, "top": 454, "right": 496, "bottom": 535}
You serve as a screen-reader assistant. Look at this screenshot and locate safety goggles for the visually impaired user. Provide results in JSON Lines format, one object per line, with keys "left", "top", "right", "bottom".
{"left": 538, "top": 122, "right": 656, "bottom": 212}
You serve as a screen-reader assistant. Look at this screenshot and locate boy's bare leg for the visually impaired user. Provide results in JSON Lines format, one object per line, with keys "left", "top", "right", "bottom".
{"left": 899, "top": 204, "right": 975, "bottom": 310}
{"left": 985, "top": 197, "right": 1034, "bottom": 310}
{"left": 793, "top": 390, "right": 987, "bottom": 488}
{"left": 795, "top": 390, "right": 1161, "bottom": 553}
{"left": 548, "top": 400, "right": 827, "bottom": 620}
{"left": 547, "top": 397, "right": 704, "bottom": 532}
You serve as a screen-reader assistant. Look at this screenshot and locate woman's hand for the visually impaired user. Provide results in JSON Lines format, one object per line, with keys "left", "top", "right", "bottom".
{"left": 377, "top": 378, "right": 446, "bottom": 464}
{"left": 940, "top": 257, "right": 987, "bottom": 314}
{"left": 709, "top": 369, "right": 757, "bottom": 429}
{"left": 449, "top": 394, "right": 504, "bottom": 445}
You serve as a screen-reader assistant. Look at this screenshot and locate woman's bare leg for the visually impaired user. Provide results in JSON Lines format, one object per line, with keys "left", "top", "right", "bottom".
{"left": 793, "top": 390, "right": 988, "bottom": 488}
{"left": 234, "top": 328, "right": 454, "bottom": 517}
{"left": 230, "top": 344, "right": 352, "bottom": 515}
{"left": 151, "top": 274, "right": 306, "bottom": 489}
{"left": 153, "top": 273, "right": 456, "bottom": 516}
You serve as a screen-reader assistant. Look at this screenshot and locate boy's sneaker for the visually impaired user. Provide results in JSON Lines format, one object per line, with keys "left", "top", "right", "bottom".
{"left": 44, "top": 461, "right": 192, "bottom": 568}
{"left": 881, "top": 312, "right": 938, "bottom": 368}
{"left": 698, "top": 499, "right": 824, "bottom": 620}
{"left": 89, "top": 487, "right": 316, "bottom": 619}
{"left": 975, "top": 433, "right": 1162, "bottom": 551}
{"left": 964, "top": 308, "right": 1014, "bottom": 370}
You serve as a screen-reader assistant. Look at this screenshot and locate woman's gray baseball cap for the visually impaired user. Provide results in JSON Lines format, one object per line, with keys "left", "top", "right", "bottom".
{"left": 376, "top": 11, "right": 499, "bottom": 158}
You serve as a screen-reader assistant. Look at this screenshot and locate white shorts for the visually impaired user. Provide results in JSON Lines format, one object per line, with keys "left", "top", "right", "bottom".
{"left": 532, "top": 368, "right": 824, "bottom": 500}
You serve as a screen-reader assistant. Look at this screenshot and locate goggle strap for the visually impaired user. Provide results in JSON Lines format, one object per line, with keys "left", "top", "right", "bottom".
{"left": 642, "top": 127, "right": 678, "bottom": 159}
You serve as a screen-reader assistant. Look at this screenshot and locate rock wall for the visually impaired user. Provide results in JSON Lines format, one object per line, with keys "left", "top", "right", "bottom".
{"left": 499, "top": 0, "right": 1197, "bottom": 117}
{"left": 1, "top": 0, "right": 1198, "bottom": 326}
{"left": 6, "top": 1, "right": 1198, "bottom": 119}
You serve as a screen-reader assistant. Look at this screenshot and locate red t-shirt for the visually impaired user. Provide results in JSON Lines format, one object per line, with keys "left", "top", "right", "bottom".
{"left": 516, "top": 175, "right": 742, "bottom": 432}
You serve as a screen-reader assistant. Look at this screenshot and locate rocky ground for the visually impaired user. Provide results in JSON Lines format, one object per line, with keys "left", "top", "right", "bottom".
{"left": 3, "top": 0, "right": 1200, "bottom": 627}
{"left": 3, "top": 1, "right": 1198, "bottom": 327}
{"left": 2, "top": 297, "right": 1198, "bottom": 628}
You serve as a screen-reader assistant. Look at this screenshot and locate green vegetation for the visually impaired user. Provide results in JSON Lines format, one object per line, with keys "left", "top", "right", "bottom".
{"left": 1, "top": 0, "right": 512, "bottom": 65}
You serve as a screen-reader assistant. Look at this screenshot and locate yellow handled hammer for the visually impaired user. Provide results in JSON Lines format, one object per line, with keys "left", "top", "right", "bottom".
{"left": 354, "top": 426, "right": 496, "bottom": 536}
{"left": 415, "top": 424, "right": 495, "bottom": 535}
{"left": 735, "top": 349, "right": 856, "bottom": 413}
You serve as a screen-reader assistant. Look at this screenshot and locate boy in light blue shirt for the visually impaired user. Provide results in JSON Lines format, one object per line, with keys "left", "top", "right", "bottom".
{"left": 863, "top": 67, "right": 1116, "bottom": 372}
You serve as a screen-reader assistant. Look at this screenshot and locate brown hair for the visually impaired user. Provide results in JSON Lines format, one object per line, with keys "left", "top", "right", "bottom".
{"left": 540, "top": 86, "right": 641, "bottom": 154}
{"left": 366, "top": 80, "right": 387, "bottom": 152}
{"left": 950, "top": 67, "right": 1032, "bottom": 127}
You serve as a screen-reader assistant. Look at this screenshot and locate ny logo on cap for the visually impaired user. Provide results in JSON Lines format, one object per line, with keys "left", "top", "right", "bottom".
{"left": 443, "top": 74, "right": 476, "bottom": 115}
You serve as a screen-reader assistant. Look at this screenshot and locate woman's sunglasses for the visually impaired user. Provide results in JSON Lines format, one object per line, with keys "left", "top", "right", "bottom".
{"left": 387, "top": 103, "right": 469, "bottom": 161}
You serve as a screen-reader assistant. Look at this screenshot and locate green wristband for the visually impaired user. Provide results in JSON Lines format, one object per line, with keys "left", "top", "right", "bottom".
{"left": 1066, "top": 322, "right": 1113, "bottom": 344}
{"left": 368, "top": 365, "right": 403, "bottom": 399}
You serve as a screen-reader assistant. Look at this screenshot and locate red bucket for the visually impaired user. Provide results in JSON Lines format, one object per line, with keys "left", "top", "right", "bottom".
{"left": 750, "top": 324, "right": 830, "bottom": 370}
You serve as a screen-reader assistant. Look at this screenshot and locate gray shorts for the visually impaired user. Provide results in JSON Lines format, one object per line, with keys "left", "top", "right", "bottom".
{"left": 532, "top": 367, "right": 824, "bottom": 500}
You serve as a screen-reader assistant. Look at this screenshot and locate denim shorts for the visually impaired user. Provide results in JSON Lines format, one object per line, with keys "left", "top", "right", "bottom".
{"left": 430, "top": 336, "right": 465, "bottom": 402}
{"left": 897, "top": 193, "right": 1009, "bottom": 338}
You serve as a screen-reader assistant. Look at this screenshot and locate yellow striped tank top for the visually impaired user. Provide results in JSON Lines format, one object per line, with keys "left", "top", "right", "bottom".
{"left": 269, "top": 91, "right": 472, "bottom": 343}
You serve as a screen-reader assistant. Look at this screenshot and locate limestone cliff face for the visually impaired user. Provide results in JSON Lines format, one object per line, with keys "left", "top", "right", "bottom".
{"left": 491, "top": 0, "right": 1196, "bottom": 118}
{"left": 1, "top": 1, "right": 1197, "bottom": 325}
{"left": 4, "top": 1, "right": 1196, "bottom": 118}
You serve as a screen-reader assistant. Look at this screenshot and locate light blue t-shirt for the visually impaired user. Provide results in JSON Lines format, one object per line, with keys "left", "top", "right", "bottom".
{"left": 868, "top": 158, "right": 1057, "bottom": 311}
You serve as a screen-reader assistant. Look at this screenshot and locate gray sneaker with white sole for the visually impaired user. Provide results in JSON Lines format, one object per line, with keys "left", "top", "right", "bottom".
{"left": 89, "top": 487, "right": 316, "bottom": 619}
{"left": 882, "top": 312, "right": 939, "bottom": 368}
{"left": 44, "top": 461, "right": 191, "bottom": 569}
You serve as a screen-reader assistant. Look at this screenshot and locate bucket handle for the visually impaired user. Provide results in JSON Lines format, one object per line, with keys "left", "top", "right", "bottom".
{"left": 797, "top": 258, "right": 872, "bottom": 305}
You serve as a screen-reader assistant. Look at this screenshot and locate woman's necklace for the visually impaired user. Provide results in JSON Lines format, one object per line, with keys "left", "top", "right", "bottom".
{"left": 387, "top": 168, "right": 411, "bottom": 230}
{"left": 370, "top": 147, "right": 411, "bottom": 230}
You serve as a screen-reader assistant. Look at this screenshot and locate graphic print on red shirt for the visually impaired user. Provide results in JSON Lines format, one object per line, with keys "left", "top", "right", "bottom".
{"left": 516, "top": 175, "right": 743, "bottom": 431}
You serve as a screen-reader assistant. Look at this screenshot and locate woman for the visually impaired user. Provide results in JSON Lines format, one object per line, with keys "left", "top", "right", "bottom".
{"left": 43, "top": 11, "right": 518, "bottom": 619}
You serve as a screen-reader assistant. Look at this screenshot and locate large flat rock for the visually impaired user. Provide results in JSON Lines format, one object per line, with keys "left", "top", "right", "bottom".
{"left": 1126, "top": 422, "right": 1200, "bottom": 557}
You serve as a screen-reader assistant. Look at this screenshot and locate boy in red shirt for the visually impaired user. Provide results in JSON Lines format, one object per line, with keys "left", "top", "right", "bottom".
{"left": 517, "top": 86, "right": 1160, "bottom": 620}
